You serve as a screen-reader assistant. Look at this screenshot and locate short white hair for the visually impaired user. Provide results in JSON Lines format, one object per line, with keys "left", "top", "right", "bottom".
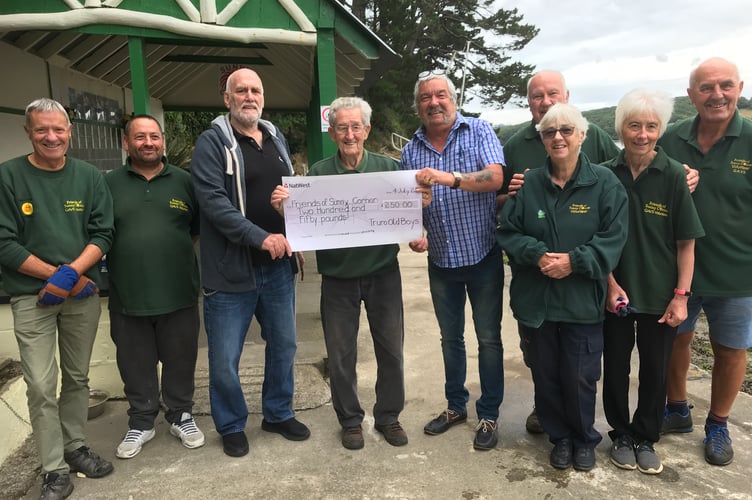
{"left": 615, "top": 89, "right": 673, "bottom": 140}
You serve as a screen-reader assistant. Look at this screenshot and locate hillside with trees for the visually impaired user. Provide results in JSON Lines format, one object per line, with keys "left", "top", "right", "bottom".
{"left": 497, "top": 96, "right": 752, "bottom": 144}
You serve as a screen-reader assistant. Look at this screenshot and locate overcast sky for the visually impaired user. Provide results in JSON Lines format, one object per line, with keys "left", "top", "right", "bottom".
{"left": 471, "top": 0, "right": 752, "bottom": 126}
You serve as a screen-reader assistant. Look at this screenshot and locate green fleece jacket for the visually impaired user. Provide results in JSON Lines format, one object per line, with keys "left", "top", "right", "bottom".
{"left": 497, "top": 153, "right": 628, "bottom": 327}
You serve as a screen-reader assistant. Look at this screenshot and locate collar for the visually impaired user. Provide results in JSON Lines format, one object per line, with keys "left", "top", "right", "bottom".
{"left": 413, "top": 112, "right": 468, "bottom": 143}
{"left": 334, "top": 149, "right": 371, "bottom": 173}
{"left": 678, "top": 109, "right": 743, "bottom": 143}
{"left": 126, "top": 157, "right": 169, "bottom": 178}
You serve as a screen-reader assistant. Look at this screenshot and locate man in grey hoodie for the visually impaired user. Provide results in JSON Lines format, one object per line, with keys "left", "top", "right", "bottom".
{"left": 190, "top": 68, "right": 309, "bottom": 457}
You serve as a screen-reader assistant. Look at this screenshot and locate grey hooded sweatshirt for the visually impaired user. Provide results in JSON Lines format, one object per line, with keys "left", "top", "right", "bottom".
{"left": 190, "top": 114, "right": 294, "bottom": 292}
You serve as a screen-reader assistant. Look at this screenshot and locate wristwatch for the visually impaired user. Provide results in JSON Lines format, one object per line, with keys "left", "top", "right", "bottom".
{"left": 451, "top": 171, "right": 462, "bottom": 189}
{"left": 673, "top": 288, "right": 693, "bottom": 296}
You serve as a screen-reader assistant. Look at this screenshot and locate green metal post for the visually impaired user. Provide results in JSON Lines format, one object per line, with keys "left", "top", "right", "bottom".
{"left": 128, "top": 37, "right": 150, "bottom": 115}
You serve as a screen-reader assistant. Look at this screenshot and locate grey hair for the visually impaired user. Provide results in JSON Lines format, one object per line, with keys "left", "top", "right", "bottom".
{"left": 328, "top": 97, "right": 372, "bottom": 127}
{"left": 527, "top": 70, "right": 567, "bottom": 97}
{"left": 536, "top": 103, "right": 588, "bottom": 140}
{"left": 614, "top": 89, "right": 674, "bottom": 140}
{"left": 25, "top": 98, "right": 70, "bottom": 127}
{"left": 413, "top": 73, "right": 458, "bottom": 112}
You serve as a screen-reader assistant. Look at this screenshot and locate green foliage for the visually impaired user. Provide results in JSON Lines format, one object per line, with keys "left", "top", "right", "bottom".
{"left": 164, "top": 110, "right": 308, "bottom": 171}
{"left": 164, "top": 111, "right": 215, "bottom": 169}
{"left": 346, "top": 0, "right": 539, "bottom": 145}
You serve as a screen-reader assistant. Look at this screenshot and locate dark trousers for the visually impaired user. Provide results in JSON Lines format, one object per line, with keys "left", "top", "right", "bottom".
{"left": 602, "top": 312, "right": 676, "bottom": 444}
{"left": 321, "top": 265, "right": 405, "bottom": 428}
{"left": 110, "top": 305, "right": 200, "bottom": 429}
{"left": 524, "top": 321, "right": 603, "bottom": 449}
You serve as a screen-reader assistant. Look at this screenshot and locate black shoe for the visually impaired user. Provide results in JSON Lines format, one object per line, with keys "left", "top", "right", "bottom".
{"left": 262, "top": 417, "right": 311, "bottom": 441}
{"left": 222, "top": 431, "right": 249, "bottom": 457}
{"left": 473, "top": 419, "right": 498, "bottom": 450}
{"left": 375, "top": 421, "right": 408, "bottom": 446}
{"left": 661, "top": 405, "right": 694, "bottom": 434}
{"left": 63, "top": 446, "right": 113, "bottom": 478}
{"left": 342, "top": 425, "right": 364, "bottom": 450}
{"left": 39, "top": 472, "right": 73, "bottom": 500}
{"left": 550, "top": 438, "right": 572, "bottom": 469}
{"left": 573, "top": 446, "right": 596, "bottom": 472}
{"left": 526, "top": 408, "right": 544, "bottom": 434}
{"left": 423, "top": 409, "right": 467, "bottom": 435}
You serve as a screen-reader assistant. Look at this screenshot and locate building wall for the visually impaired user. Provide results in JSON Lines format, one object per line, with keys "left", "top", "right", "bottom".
{"left": 0, "top": 40, "right": 164, "bottom": 169}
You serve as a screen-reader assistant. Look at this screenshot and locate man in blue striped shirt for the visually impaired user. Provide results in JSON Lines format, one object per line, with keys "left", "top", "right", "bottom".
{"left": 402, "top": 71, "right": 505, "bottom": 450}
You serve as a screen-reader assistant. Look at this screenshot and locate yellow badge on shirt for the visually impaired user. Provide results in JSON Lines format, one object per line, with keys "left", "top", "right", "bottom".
{"left": 21, "top": 202, "right": 33, "bottom": 215}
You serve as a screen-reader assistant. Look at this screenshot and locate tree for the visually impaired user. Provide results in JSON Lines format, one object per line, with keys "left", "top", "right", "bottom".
{"left": 343, "top": 0, "right": 539, "bottom": 143}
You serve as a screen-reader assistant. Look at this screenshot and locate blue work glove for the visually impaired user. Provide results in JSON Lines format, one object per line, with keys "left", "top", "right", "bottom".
{"left": 37, "top": 265, "right": 79, "bottom": 306}
{"left": 70, "top": 275, "right": 98, "bottom": 299}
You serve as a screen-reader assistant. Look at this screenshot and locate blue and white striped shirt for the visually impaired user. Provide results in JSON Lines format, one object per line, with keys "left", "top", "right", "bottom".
{"left": 402, "top": 113, "right": 504, "bottom": 268}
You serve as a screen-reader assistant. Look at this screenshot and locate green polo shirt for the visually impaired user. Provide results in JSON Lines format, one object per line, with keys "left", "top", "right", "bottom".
{"left": 309, "top": 150, "right": 400, "bottom": 279}
{"left": 502, "top": 121, "right": 620, "bottom": 193}
{"left": 658, "top": 110, "right": 752, "bottom": 296}
{"left": 603, "top": 147, "right": 705, "bottom": 314}
{"left": 105, "top": 161, "right": 199, "bottom": 315}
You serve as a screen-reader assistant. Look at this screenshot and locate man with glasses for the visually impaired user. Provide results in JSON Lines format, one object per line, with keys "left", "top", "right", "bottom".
{"left": 272, "top": 97, "right": 431, "bottom": 450}
{"left": 498, "top": 70, "right": 620, "bottom": 434}
{"left": 402, "top": 70, "right": 505, "bottom": 450}
{"left": 190, "top": 67, "right": 309, "bottom": 458}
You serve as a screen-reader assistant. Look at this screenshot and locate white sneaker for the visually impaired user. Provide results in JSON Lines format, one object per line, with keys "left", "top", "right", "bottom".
{"left": 116, "top": 428, "right": 155, "bottom": 459}
{"left": 170, "top": 412, "right": 205, "bottom": 449}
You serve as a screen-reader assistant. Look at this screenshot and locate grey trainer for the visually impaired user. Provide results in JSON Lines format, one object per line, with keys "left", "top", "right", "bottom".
{"left": 636, "top": 441, "right": 663, "bottom": 474}
{"left": 610, "top": 435, "right": 636, "bottom": 470}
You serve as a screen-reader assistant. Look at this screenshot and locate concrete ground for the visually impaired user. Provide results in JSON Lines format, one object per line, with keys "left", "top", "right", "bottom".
{"left": 1, "top": 246, "right": 751, "bottom": 499}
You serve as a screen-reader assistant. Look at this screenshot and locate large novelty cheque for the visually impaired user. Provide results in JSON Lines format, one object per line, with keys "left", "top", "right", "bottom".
{"left": 282, "top": 170, "right": 423, "bottom": 251}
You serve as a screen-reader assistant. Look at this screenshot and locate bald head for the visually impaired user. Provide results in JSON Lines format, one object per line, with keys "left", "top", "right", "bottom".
{"left": 527, "top": 70, "right": 570, "bottom": 124}
{"left": 687, "top": 57, "right": 743, "bottom": 127}
{"left": 224, "top": 68, "right": 265, "bottom": 130}
{"left": 689, "top": 57, "right": 740, "bottom": 88}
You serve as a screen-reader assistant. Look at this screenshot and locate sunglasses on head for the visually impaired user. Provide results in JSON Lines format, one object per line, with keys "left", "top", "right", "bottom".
{"left": 418, "top": 69, "right": 447, "bottom": 80}
{"left": 540, "top": 126, "right": 576, "bottom": 140}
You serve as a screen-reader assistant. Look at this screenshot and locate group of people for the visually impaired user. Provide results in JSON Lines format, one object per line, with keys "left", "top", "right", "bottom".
{"left": 0, "top": 57, "right": 748, "bottom": 500}
{"left": 497, "top": 57, "right": 749, "bottom": 475}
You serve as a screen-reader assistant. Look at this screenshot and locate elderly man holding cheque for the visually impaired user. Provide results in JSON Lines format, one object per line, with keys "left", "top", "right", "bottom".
{"left": 601, "top": 89, "right": 705, "bottom": 475}
{"left": 272, "top": 97, "right": 431, "bottom": 450}
{"left": 497, "top": 103, "right": 628, "bottom": 472}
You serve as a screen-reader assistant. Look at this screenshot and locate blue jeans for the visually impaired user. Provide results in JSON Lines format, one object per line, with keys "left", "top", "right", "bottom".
{"left": 428, "top": 246, "right": 504, "bottom": 421}
{"left": 203, "top": 259, "right": 297, "bottom": 435}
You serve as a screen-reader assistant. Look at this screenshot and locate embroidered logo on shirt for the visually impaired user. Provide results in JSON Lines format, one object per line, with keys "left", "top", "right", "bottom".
{"left": 537, "top": 209, "right": 546, "bottom": 219}
{"left": 64, "top": 200, "right": 84, "bottom": 212}
{"left": 730, "top": 158, "right": 751, "bottom": 174}
{"left": 643, "top": 201, "right": 668, "bottom": 217}
{"left": 169, "top": 198, "right": 189, "bottom": 212}
{"left": 569, "top": 203, "right": 590, "bottom": 214}
{"left": 21, "top": 202, "right": 33, "bottom": 215}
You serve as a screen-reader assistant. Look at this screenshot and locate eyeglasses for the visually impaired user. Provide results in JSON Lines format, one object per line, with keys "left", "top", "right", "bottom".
{"left": 418, "top": 69, "right": 446, "bottom": 80}
{"left": 540, "top": 126, "right": 576, "bottom": 140}
{"left": 334, "top": 124, "right": 365, "bottom": 135}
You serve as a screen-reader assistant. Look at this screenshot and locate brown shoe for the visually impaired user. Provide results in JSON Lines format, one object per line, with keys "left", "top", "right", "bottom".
{"left": 375, "top": 421, "right": 408, "bottom": 446}
{"left": 424, "top": 409, "right": 467, "bottom": 435}
{"left": 342, "top": 425, "right": 364, "bottom": 450}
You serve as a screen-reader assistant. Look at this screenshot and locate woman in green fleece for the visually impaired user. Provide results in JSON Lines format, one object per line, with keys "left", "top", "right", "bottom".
{"left": 497, "top": 103, "right": 628, "bottom": 472}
